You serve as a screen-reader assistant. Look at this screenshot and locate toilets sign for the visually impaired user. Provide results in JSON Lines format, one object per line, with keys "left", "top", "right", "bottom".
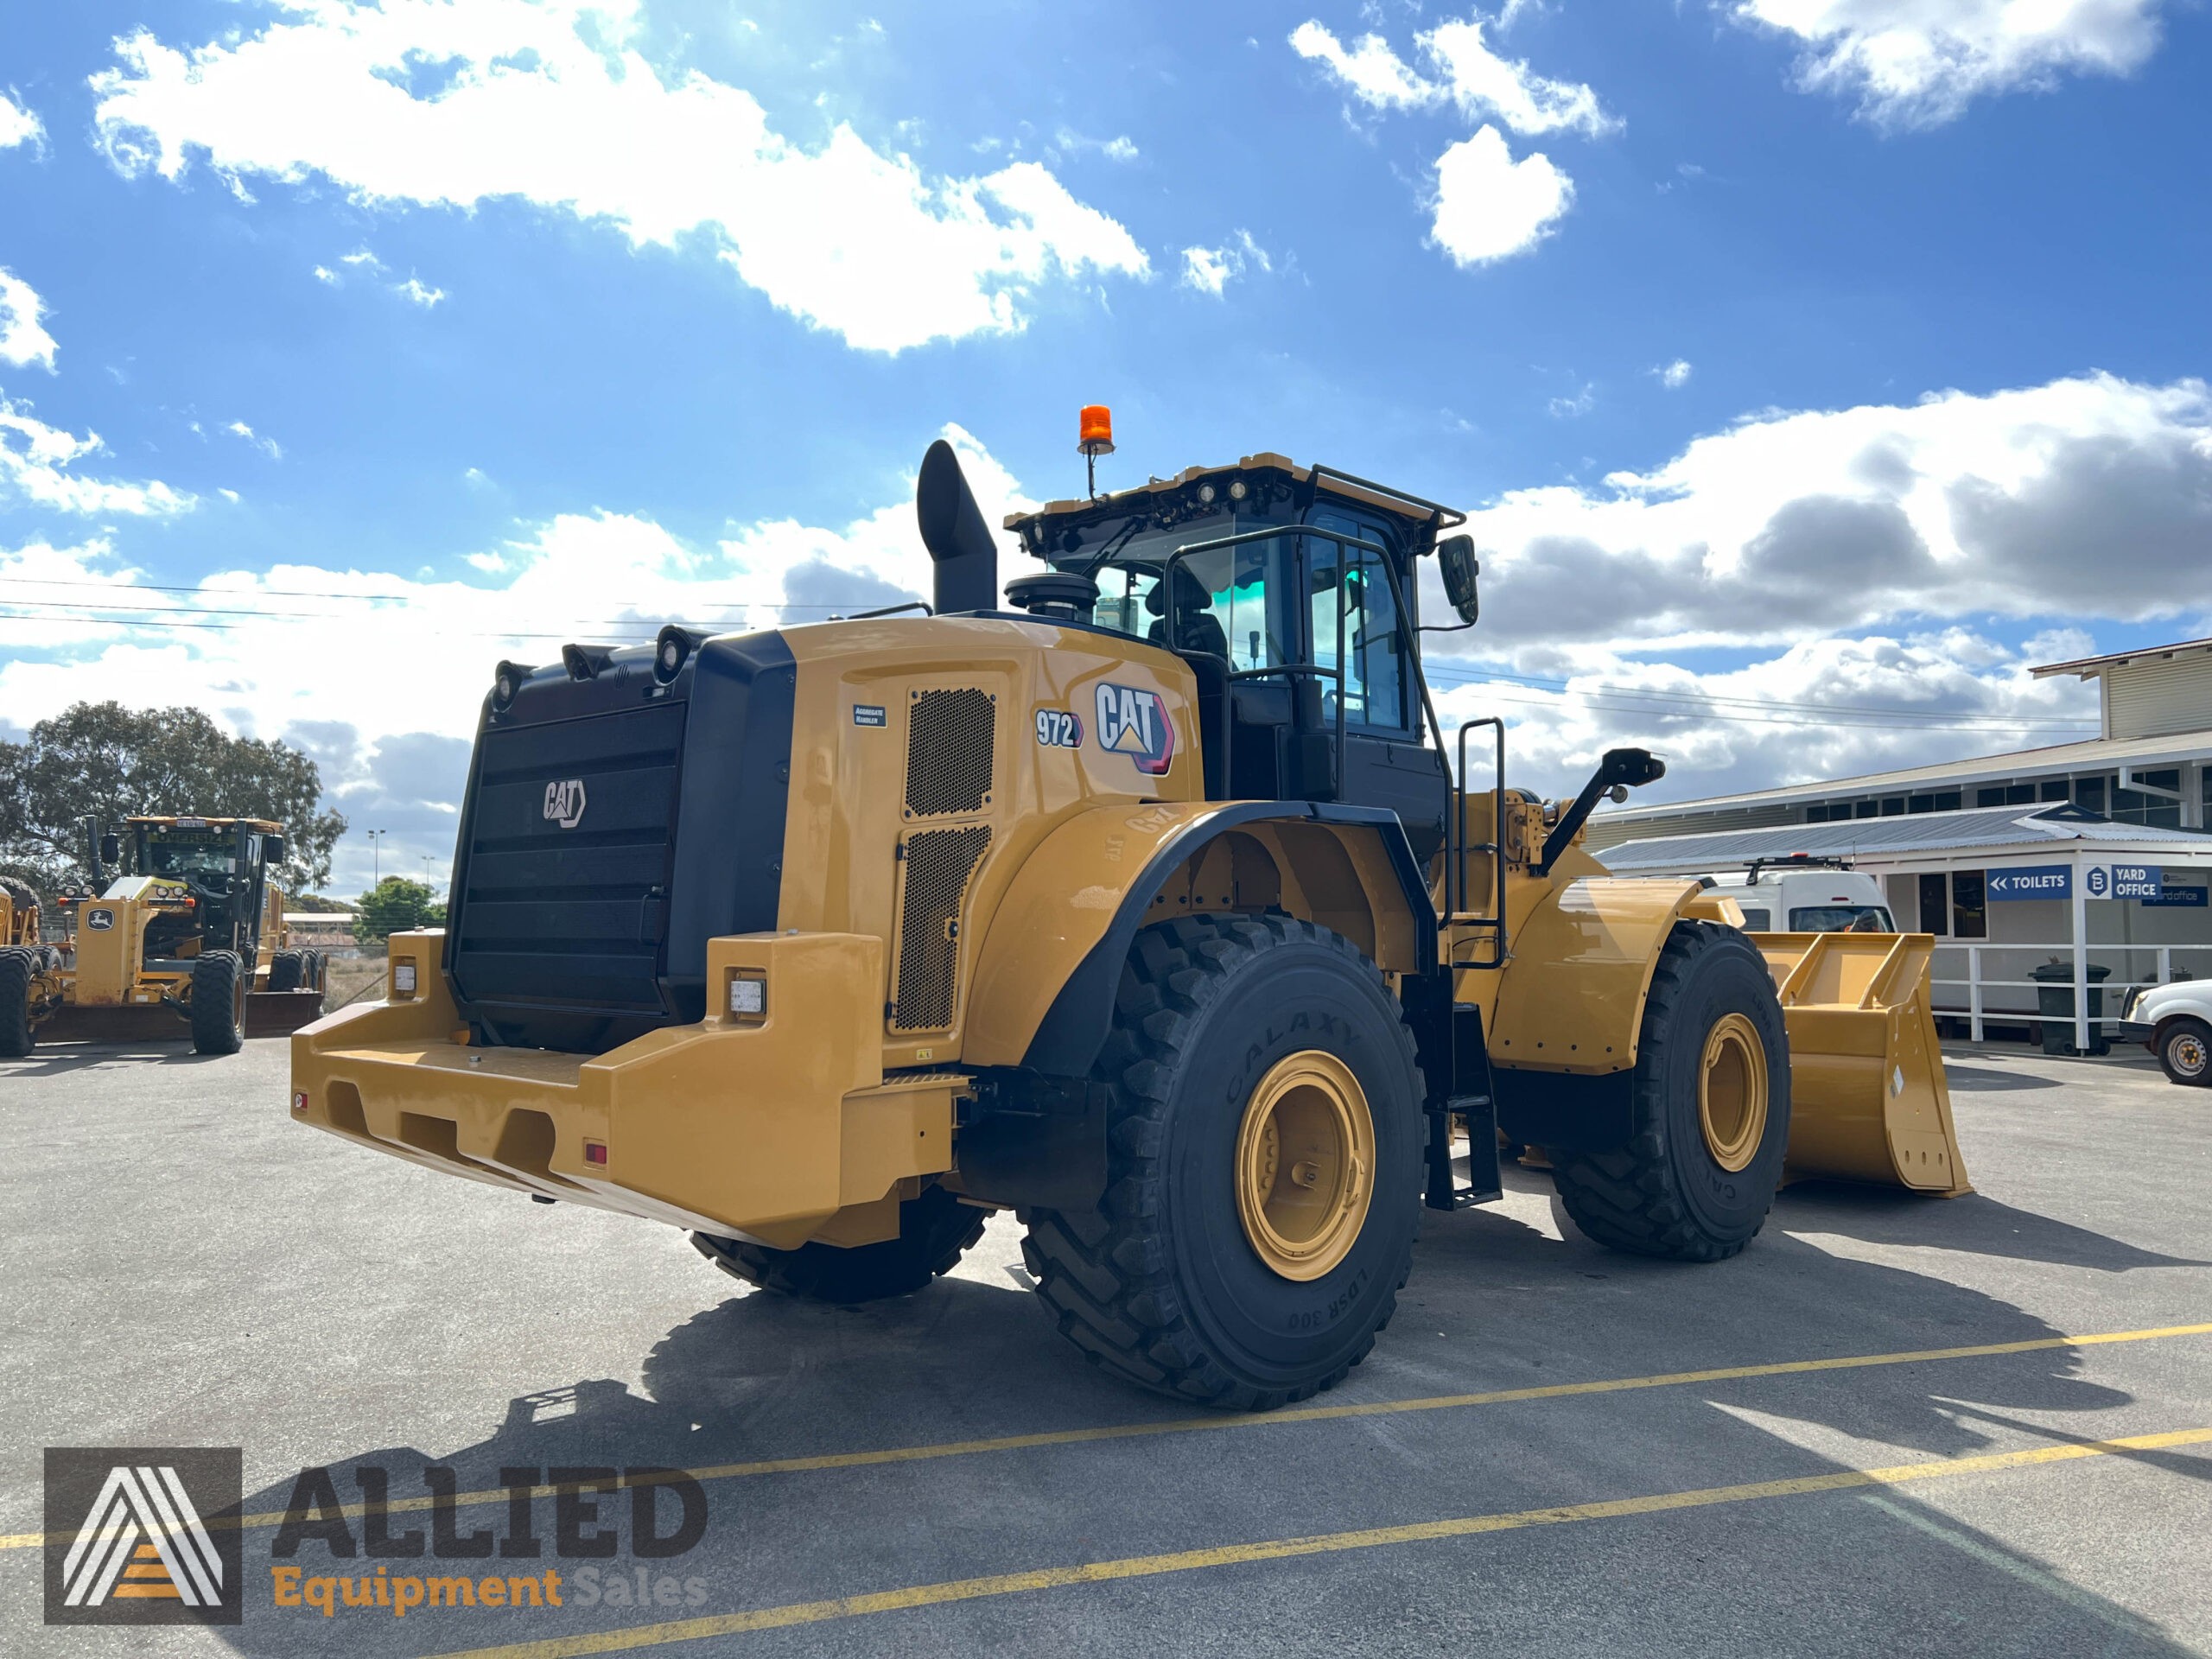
{"left": 1987, "top": 866, "right": 2071, "bottom": 901}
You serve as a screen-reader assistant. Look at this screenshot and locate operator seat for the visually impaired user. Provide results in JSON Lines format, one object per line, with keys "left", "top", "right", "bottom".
{"left": 1145, "top": 565, "right": 1228, "bottom": 658}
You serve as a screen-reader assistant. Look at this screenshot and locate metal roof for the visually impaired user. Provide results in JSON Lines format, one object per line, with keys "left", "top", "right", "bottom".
{"left": 1592, "top": 726, "right": 2210, "bottom": 826}
{"left": 1593, "top": 803, "right": 2212, "bottom": 875}
{"left": 2031, "top": 635, "right": 2212, "bottom": 680}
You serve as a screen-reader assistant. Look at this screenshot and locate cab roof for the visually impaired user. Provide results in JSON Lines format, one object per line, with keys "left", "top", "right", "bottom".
{"left": 1004, "top": 453, "right": 1457, "bottom": 554}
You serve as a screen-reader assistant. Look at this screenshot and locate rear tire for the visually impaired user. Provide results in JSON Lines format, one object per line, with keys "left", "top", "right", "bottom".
{"left": 190, "top": 951, "right": 245, "bottom": 1055}
{"left": 0, "top": 948, "right": 35, "bottom": 1058}
{"left": 690, "top": 1184, "right": 986, "bottom": 1305}
{"left": 2158, "top": 1018, "right": 2212, "bottom": 1087}
{"left": 1021, "top": 914, "right": 1424, "bottom": 1411}
{"left": 1550, "top": 922, "right": 1791, "bottom": 1262}
{"left": 268, "top": 949, "right": 302, "bottom": 992}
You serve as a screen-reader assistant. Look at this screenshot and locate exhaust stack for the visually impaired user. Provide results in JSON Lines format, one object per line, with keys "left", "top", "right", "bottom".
{"left": 916, "top": 439, "right": 999, "bottom": 615}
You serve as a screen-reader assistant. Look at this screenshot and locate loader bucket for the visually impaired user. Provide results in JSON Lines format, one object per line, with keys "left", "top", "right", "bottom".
{"left": 1751, "top": 931, "right": 1971, "bottom": 1197}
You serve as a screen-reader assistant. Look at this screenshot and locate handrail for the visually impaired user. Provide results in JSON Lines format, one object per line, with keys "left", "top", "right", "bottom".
{"left": 1450, "top": 716, "right": 1507, "bottom": 969}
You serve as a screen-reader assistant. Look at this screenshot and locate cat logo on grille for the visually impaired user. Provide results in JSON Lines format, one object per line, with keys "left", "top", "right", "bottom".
{"left": 1093, "top": 683, "right": 1175, "bottom": 776}
{"left": 543, "top": 779, "right": 588, "bottom": 829}
{"left": 44, "top": 1448, "right": 242, "bottom": 1626}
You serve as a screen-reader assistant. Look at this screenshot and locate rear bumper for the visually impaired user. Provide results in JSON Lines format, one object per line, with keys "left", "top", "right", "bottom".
{"left": 290, "top": 930, "right": 956, "bottom": 1249}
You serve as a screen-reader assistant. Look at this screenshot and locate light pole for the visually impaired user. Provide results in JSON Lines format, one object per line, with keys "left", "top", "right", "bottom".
{"left": 366, "top": 830, "right": 387, "bottom": 886}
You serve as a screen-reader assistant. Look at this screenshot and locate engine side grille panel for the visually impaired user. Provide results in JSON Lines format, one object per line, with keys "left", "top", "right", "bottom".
{"left": 891, "top": 826, "right": 990, "bottom": 1032}
{"left": 904, "top": 689, "right": 995, "bottom": 817}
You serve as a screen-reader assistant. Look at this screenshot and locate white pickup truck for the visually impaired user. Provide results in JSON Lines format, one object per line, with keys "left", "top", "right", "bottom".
{"left": 1693, "top": 859, "right": 1896, "bottom": 935}
{"left": 2117, "top": 982, "right": 2212, "bottom": 1086}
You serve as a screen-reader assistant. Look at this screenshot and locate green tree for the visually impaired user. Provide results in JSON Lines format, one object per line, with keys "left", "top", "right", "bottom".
{"left": 353, "top": 876, "right": 439, "bottom": 944}
{"left": 0, "top": 702, "right": 346, "bottom": 891}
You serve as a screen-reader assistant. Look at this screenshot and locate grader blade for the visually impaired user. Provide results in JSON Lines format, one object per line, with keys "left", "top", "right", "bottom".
{"left": 1751, "top": 931, "right": 1971, "bottom": 1197}
{"left": 246, "top": 988, "right": 327, "bottom": 1038}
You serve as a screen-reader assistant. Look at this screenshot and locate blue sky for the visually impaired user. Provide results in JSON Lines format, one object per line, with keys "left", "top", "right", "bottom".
{"left": 3, "top": 0, "right": 2208, "bottom": 893}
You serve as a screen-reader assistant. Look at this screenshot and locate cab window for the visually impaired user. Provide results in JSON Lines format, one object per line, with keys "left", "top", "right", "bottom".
{"left": 1087, "top": 528, "right": 1298, "bottom": 672}
{"left": 1306, "top": 512, "right": 1408, "bottom": 730}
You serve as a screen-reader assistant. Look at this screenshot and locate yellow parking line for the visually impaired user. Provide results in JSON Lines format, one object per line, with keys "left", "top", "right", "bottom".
{"left": 426, "top": 1426, "right": 2212, "bottom": 1657}
{"left": 1, "top": 1319, "right": 2204, "bottom": 1552}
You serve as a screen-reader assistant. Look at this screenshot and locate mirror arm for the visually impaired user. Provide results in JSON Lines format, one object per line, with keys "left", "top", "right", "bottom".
{"left": 1537, "top": 748, "right": 1667, "bottom": 875}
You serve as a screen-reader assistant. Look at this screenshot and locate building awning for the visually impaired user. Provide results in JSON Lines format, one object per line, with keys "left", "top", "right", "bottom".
{"left": 1594, "top": 802, "right": 2212, "bottom": 876}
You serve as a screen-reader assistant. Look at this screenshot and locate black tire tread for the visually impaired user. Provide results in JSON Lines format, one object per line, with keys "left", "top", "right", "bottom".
{"left": 691, "top": 1184, "right": 986, "bottom": 1305}
{"left": 190, "top": 951, "right": 245, "bottom": 1056}
{"left": 1020, "top": 912, "right": 1421, "bottom": 1412}
{"left": 0, "top": 947, "right": 34, "bottom": 1058}
{"left": 1550, "top": 922, "right": 1779, "bottom": 1263}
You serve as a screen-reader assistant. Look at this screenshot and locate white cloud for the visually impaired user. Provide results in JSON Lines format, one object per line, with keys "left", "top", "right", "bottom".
{"left": 90, "top": 0, "right": 1149, "bottom": 353}
{"left": 1438, "top": 372, "right": 2212, "bottom": 658}
{"left": 1179, "top": 231, "right": 1272, "bottom": 296}
{"left": 1289, "top": 15, "right": 1616, "bottom": 136}
{"left": 0, "top": 269, "right": 58, "bottom": 371}
{"left": 312, "top": 264, "right": 340, "bottom": 284}
{"left": 1288, "top": 22, "right": 1439, "bottom": 110}
{"left": 1422, "top": 17, "right": 1618, "bottom": 137}
{"left": 1430, "top": 125, "right": 1572, "bottom": 264}
{"left": 393, "top": 276, "right": 445, "bottom": 308}
{"left": 225, "top": 419, "right": 283, "bottom": 460}
{"left": 0, "top": 90, "right": 42, "bottom": 150}
{"left": 0, "top": 396, "right": 194, "bottom": 516}
{"left": 340, "top": 247, "right": 384, "bottom": 270}
{"left": 1548, "top": 382, "right": 1595, "bottom": 418}
{"left": 1656, "top": 358, "right": 1692, "bottom": 388}
{"left": 1732, "top": 0, "right": 2167, "bottom": 127}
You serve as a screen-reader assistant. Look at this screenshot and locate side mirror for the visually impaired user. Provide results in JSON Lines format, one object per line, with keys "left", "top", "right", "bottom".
{"left": 266, "top": 835, "right": 287, "bottom": 863}
{"left": 1437, "top": 534, "right": 1480, "bottom": 625}
{"left": 99, "top": 833, "right": 121, "bottom": 867}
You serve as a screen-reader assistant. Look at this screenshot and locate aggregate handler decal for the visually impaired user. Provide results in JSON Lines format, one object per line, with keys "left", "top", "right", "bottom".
{"left": 1093, "top": 683, "right": 1174, "bottom": 776}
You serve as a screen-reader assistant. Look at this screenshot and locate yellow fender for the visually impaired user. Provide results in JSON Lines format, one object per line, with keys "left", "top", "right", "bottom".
{"left": 1488, "top": 874, "right": 1732, "bottom": 1076}
{"left": 963, "top": 800, "right": 1433, "bottom": 1074}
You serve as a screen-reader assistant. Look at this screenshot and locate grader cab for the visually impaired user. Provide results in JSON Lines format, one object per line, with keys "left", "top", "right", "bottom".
{"left": 0, "top": 816, "right": 327, "bottom": 1058}
{"left": 290, "top": 418, "right": 1966, "bottom": 1409}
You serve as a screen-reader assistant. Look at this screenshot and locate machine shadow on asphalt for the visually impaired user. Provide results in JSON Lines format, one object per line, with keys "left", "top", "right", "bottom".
{"left": 181, "top": 1179, "right": 2203, "bottom": 1659}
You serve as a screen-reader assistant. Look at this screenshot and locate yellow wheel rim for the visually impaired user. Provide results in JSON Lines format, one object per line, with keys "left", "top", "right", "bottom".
{"left": 1698, "top": 1012, "right": 1769, "bottom": 1173}
{"left": 1234, "top": 1051, "right": 1374, "bottom": 1282}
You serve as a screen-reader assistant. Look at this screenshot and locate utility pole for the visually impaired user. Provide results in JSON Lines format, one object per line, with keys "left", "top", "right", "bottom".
{"left": 367, "top": 829, "right": 387, "bottom": 886}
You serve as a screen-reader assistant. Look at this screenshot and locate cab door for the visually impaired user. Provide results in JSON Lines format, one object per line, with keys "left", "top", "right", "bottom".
{"left": 1306, "top": 512, "right": 1450, "bottom": 861}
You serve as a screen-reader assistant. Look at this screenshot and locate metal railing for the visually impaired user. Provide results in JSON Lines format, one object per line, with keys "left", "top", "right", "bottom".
{"left": 1928, "top": 941, "right": 2212, "bottom": 1045}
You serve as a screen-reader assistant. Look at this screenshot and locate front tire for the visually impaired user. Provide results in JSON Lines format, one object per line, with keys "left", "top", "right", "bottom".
{"left": 2158, "top": 1018, "right": 2212, "bottom": 1087}
{"left": 1551, "top": 922, "right": 1792, "bottom": 1262}
{"left": 189, "top": 951, "right": 245, "bottom": 1055}
{"left": 1021, "top": 914, "right": 1424, "bottom": 1411}
{"left": 690, "top": 1184, "right": 987, "bottom": 1305}
{"left": 0, "top": 948, "right": 35, "bottom": 1058}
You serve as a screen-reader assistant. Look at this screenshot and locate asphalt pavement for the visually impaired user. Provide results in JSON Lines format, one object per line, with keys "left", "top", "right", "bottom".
{"left": 3, "top": 1035, "right": 2208, "bottom": 1657}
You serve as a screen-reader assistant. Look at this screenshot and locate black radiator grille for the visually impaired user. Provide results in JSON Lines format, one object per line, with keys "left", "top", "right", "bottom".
{"left": 891, "top": 825, "right": 990, "bottom": 1032}
{"left": 903, "top": 688, "right": 995, "bottom": 817}
{"left": 451, "top": 701, "right": 686, "bottom": 1016}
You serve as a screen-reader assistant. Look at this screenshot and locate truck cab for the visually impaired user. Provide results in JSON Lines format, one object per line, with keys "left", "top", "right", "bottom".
{"left": 1690, "top": 858, "right": 1895, "bottom": 934}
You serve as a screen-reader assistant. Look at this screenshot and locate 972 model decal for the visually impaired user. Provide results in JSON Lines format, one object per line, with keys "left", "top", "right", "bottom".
{"left": 1034, "top": 709, "right": 1084, "bottom": 748}
{"left": 1094, "top": 683, "right": 1175, "bottom": 776}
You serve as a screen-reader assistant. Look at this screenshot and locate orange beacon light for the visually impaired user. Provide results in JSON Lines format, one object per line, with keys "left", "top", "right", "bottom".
{"left": 1078, "top": 405, "right": 1114, "bottom": 498}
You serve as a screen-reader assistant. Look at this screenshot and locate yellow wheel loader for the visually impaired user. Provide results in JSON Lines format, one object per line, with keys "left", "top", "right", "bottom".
{"left": 1, "top": 816, "right": 327, "bottom": 1058}
{"left": 291, "top": 420, "right": 1967, "bottom": 1409}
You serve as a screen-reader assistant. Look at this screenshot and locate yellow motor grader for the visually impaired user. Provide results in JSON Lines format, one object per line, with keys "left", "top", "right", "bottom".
{"left": 0, "top": 816, "right": 327, "bottom": 1058}
{"left": 291, "top": 420, "right": 1966, "bottom": 1408}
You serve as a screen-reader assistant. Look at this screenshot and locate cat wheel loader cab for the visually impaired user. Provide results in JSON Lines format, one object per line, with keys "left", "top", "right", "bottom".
{"left": 1, "top": 815, "right": 327, "bottom": 1058}
{"left": 290, "top": 416, "right": 1967, "bottom": 1410}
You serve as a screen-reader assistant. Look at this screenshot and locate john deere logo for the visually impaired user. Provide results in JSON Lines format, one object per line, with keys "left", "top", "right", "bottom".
{"left": 543, "top": 779, "right": 588, "bottom": 829}
{"left": 86, "top": 908, "right": 115, "bottom": 931}
{"left": 1094, "top": 683, "right": 1175, "bottom": 777}
{"left": 45, "top": 1447, "right": 242, "bottom": 1626}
